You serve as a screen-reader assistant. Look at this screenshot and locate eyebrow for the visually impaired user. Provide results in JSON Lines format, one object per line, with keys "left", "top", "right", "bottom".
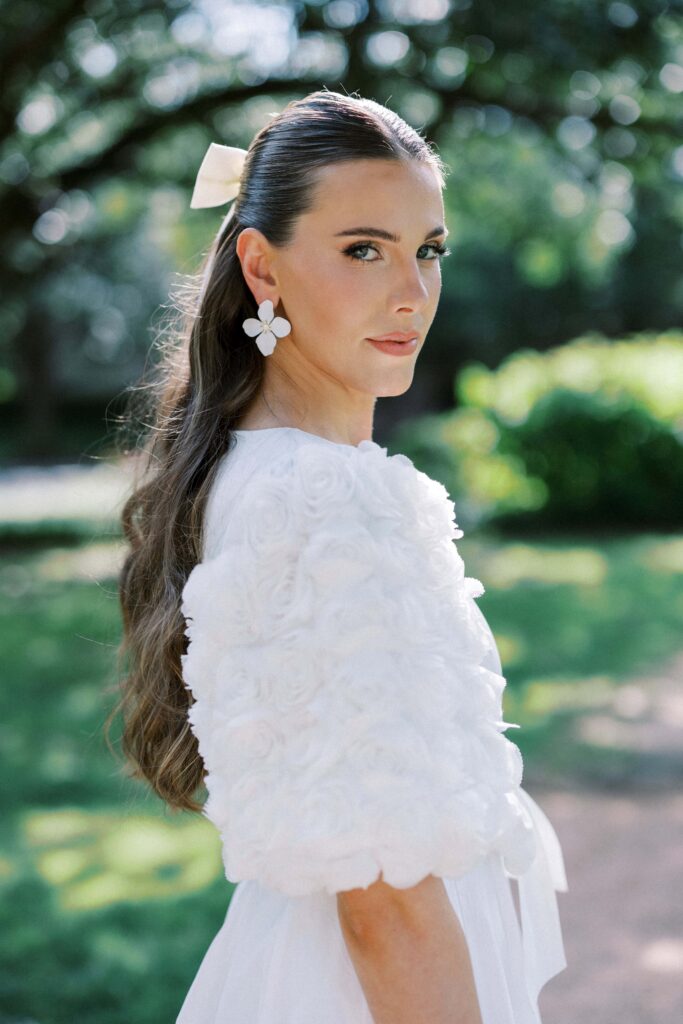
{"left": 334, "top": 225, "right": 448, "bottom": 242}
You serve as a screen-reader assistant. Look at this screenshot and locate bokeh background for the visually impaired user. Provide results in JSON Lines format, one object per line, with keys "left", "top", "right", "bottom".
{"left": 1, "top": 1, "right": 682, "bottom": 1021}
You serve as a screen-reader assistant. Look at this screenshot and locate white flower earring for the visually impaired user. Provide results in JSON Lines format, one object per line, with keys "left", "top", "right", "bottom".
{"left": 242, "top": 299, "right": 291, "bottom": 356}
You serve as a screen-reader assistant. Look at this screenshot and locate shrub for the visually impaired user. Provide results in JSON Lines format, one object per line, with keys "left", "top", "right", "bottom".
{"left": 392, "top": 329, "right": 683, "bottom": 531}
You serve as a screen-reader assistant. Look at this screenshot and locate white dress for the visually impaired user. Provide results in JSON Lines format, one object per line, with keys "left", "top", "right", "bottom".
{"left": 176, "top": 426, "right": 568, "bottom": 1024}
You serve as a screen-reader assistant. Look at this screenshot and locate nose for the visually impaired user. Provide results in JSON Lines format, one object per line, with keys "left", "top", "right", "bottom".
{"left": 392, "top": 257, "right": 434, "bottom": 313}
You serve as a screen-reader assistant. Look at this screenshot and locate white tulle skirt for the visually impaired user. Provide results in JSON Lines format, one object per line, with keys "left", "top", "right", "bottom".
{"left": 175, "top": 850, "right": 546, "bottom": 1024}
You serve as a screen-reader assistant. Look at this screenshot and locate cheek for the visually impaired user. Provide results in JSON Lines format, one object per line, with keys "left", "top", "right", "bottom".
{"left": 319, "top": 269, "right": 374, "bottom": 325}
{"left": 284, "top": 254, "right": 442, "bottom": 346}
{"left": 291, "top": 256, "right": 371, "bottom": 335}
{"left": 282, "top": 255, "right": 329, "bottom": 335}
{"left": 429, "top": 273, "right": 442, "bottom": 311}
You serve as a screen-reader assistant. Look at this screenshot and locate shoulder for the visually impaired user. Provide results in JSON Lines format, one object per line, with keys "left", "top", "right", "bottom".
{"left": 185, "top": 430, "right": 479, "bottom": 642}
{"left": 222, "top": 430, "right": 465, "bottom": 553}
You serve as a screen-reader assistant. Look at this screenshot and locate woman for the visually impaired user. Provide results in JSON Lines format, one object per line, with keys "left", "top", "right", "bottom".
{"left": 114, "top": 89, "right": 568, "bottom": 1023}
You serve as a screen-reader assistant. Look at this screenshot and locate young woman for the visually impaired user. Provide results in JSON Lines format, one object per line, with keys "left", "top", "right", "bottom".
{"left": 114, "top": 89, "right": 568, "bottom": 1024}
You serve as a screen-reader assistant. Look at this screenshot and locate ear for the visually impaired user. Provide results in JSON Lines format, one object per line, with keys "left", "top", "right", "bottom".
{"left": 236, "top": 227, "right": 279, "bottom": 306}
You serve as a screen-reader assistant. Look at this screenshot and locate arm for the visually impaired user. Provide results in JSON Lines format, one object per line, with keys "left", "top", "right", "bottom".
{"left": 336, "top": 874, "right": 484, "bottom": 1024}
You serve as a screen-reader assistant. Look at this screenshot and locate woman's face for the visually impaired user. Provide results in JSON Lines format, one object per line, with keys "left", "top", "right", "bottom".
{"left": 237, "top": 157, "right": 447, "bottom": 401}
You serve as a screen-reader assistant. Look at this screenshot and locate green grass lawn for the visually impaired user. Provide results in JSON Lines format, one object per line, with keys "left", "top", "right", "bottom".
{"left": 2, "top": 529, "right": 682, "bottom": 1022}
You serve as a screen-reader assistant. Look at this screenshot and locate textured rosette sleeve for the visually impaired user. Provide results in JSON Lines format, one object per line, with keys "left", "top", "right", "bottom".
{"left": 180, "top": 439, "right": 537, "bottom": 897}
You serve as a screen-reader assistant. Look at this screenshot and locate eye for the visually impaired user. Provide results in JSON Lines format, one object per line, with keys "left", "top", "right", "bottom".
{"left": 342, "top": 241, "right": 452, "bottom": 264}
{"left": 421, "top": 242, "right": 451, "bottom": 260}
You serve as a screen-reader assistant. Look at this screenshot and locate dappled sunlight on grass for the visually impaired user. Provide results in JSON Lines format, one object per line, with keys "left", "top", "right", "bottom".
{"left": 34, "top": 541, "right": 125, "bottom": 583}
{"left": 503, "top": 674, "right": 617, "bottom": 758}
{"left": 457, "top": 530, "right": 683, "bottom": 690}
{"left": 515, "top": 674, "right": 615, "bottom": 721}
{"left": 0, "top": 543, "right": 123, "bottom": 611}
{"left": 505, "top": 650, "right": 683, "bottom": 788}
{"left": 638, "top": 537, "right": 683, "bottom": 574}
{"left": 576, "top": 714, "right": 649, "bottom": 749}
{"left": 479, "top": 542, "right": 608, "bottom": 588}
{"left": 0, "top": 461, "right": 130, "bottom": 526}
{"left": 24, "top": 808, "right": 222, "bottom": 911}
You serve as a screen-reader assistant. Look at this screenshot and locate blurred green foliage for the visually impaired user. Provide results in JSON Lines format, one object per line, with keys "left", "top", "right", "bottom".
{"left": 458, "top": 328, "right": 683, "bottom": 424}
{"left": 1, "top": 1, "right": 682, "bottom": 459}
{"left": 391, "top": 329, "right": 683, "bottom": 529}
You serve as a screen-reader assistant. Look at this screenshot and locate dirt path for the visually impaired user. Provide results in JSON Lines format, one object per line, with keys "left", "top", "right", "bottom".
{"left": 528, "top": 650, "right": 683, "bottom": 1023}
{"left": 529, "top": 787, "right": 682, "bottom": 1023}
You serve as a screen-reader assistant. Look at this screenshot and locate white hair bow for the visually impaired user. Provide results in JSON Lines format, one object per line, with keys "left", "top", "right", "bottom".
{"left": 190, "top": 142, "right": 248, "bottom": 209}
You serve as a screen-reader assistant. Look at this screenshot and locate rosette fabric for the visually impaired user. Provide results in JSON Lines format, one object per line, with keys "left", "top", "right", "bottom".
{"left": 180, "top": 437, "right": 540, "bottom": 897}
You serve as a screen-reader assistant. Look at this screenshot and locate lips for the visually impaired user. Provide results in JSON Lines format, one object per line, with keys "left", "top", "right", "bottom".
{"left": 367, "top": 332, "right": 419, "bottom": 343}
{"left": 366, "top": 336, "right": 418, "bottom": 356}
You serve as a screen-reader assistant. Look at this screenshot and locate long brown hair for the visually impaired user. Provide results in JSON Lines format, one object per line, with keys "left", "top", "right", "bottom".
{"left": 106, "top": 88, "right": 447, "bottom": 813}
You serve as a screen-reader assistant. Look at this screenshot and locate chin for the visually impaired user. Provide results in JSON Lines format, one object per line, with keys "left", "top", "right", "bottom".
{"left": 374, "top": 374, "right": 415, "bottom": 398}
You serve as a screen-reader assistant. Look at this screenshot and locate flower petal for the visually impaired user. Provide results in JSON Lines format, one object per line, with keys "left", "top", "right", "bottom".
{"left": 257, "top": 298, "right": 274, "bottom": 324}
{"left": 255, "top": 329, "right": 277, "bottom": 356}
{"left": 270, "top": 316, "right": 291, "bottom": 338}
{"left": 242, "top": 318, "right": 264, "bottom": 338}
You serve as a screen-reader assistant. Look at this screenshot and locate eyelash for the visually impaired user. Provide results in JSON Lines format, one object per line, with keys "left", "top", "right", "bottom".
{"left": 342, "top": 241, "right": 452, "bottom": 264}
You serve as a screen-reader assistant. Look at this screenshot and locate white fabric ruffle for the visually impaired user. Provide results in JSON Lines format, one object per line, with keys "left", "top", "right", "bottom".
{"left": 178, "top": 428, "right": 568, "bottom": 1022}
